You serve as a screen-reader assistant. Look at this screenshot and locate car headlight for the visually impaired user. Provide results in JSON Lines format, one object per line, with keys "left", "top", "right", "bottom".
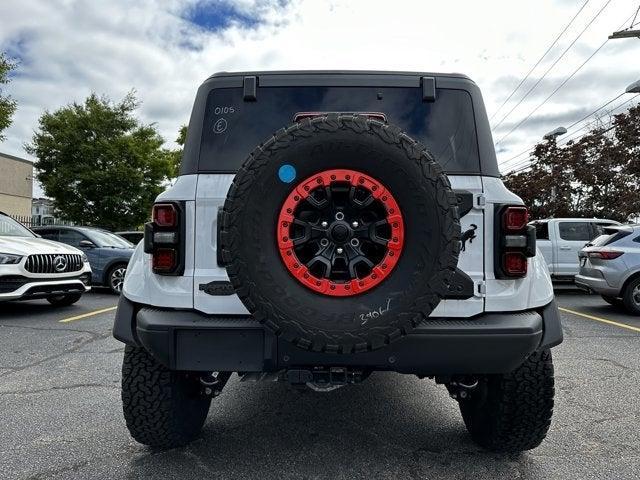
{"left": 0, "top": 253, "right": 23, "bottom": 265}
{"left": 81, "top": 253, "right": 89, "bottom": 263}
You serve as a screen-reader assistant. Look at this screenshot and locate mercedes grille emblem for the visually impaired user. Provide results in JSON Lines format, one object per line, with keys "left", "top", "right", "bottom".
{"left": 53, "top": 255, "right": 68, "bottom": 272}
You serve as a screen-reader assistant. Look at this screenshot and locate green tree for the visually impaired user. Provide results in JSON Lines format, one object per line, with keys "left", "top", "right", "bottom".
{"left": 165, "top": 124, "right": 187, "bottom": 178}
{"left": 0, "top": 52, "right": 18, "bottom": 141}
{"left": 504, "top": 103, "right": 640, "bottom": 222}
{"left": 26, "top": 92, "right": 173, "bottom": 230}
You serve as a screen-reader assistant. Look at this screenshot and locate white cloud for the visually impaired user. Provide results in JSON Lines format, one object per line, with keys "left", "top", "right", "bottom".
{"left": 1, "top": 0, "right": 639, "bottom": 181}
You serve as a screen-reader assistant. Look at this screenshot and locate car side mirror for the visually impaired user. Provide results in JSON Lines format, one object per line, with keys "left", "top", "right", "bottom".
{"left": 79, "top": 240, "right": 96, "bottom": 248}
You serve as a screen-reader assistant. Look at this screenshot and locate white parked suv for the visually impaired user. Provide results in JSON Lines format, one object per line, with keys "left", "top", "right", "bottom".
{"left": 0, "top": 213, "right": 92, "bottom": 305}
{"left": 113, "top": 71, "right": 563, "bottom": 453}
{"left": 530, "top": 218, "right": 620, "bottom": 281}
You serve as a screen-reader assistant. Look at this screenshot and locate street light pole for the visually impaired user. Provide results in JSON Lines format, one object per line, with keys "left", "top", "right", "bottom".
{"left": 626, "top": 80, "right": 640, "bottom": 94}
{"left": 543, "top": 127, "right": 567, "bottom": 141}
{"left": 542, "top": 127, "right": 566, "bottom": 203}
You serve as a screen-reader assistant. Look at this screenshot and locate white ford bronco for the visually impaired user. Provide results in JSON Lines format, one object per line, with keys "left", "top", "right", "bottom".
{"left": 113, "top": 71, "right": 563, "bottom": 452}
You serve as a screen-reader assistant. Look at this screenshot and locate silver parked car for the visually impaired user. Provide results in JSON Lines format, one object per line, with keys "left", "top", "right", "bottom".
{"left": 575, "top": 224, "right": 640, "bottom": 315}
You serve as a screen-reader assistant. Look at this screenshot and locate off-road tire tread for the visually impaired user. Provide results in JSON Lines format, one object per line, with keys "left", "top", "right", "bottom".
{"left": 121, "top": 346, "right": 210, "bottom": 449}
{"left": 220, "top": 115, "right": 460, "bottom": 354}
{"left": 460, "top": 349, "right": 555, "bottom": 453}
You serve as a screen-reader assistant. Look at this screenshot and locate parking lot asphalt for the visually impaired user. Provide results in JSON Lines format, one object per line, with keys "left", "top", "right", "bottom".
{"left": 1, "top": 290, "right": 639, "bottom": 480}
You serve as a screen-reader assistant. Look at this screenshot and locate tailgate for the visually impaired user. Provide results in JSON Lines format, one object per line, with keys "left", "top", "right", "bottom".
{"left": 193, "top": 174, "right": 484, "bottom": 317}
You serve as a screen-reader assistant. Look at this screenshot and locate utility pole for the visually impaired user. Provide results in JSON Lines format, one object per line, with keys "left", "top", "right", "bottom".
{"left": 609, "top": 29, "right": 640, "bottom": 39}
{"left": 610, "top": 6, "right": 640, "bottom": 39}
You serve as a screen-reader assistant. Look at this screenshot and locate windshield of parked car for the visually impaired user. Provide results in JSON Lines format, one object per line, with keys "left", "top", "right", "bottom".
{"left": 0, "top": 215, "right": 36, "bottom": 238}
{"left": 199, "top": 86, "right": 481, "bottom": 174}
{"left": 85, "top": 229, "right": 134, "bottom": 248}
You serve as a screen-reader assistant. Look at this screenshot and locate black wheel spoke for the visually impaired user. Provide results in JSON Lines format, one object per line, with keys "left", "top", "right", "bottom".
{"left": 368, "top": 219, "right": 390, "bottom": 246}
{"left": 291, "top": 219, "right": 312, "bottom": 246}
{"left": 306, "top": 193, "right": 328, "bottom": 209}
{"left": 348, "top": 185, "right": 374, "bottom": 209}
{"left": 306, "top": 249, "right": 333, "bottom": 277}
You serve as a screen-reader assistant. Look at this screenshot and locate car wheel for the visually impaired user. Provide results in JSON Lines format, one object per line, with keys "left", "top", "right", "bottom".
{"left": 121, "top": 346, "right": 212, "bottom": 448}
{"left": 601, "top": 295, "right": 623, "bottom": 307}
{"left": 622, "top": 277, "right": 640, "bottom": 316}
{"left": 107, "top": 264, "right": 127, "bottom": 295}
{"left": 47, "top": 293, "right": 82, "bottom": 306}
{"left": 459, "top": 350, "right": 555, "bottom": 453}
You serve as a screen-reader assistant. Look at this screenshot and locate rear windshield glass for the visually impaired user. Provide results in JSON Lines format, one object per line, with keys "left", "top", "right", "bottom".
{"left": 590, "top": 234, "right": 612, "bottom": 246}
{"left": 532, "top": 222, "right": 549, "bottom": 240}
{"left": 199, "top": 86, "right": 480, "bottom": 174}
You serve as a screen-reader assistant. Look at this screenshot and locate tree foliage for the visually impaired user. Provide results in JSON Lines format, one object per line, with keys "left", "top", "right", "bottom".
{"left": 0, "top": 52, "right": 17, "bottom": 141}
{"left": 26, "top": 92, "right": 174, "bottom": 230}
{"left": 503, "top": 104, "right": 640, "bottom": 222}
{"left": 165, "top": 124, "right": 187, "bottom": 178}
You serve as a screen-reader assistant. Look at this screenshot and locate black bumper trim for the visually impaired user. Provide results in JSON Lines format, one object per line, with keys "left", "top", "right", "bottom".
{"left": 112, "top": 301, "right": 565, "bottom": 375}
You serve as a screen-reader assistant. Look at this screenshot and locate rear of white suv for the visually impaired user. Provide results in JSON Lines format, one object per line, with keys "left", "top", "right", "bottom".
{"left": 0, "top": 213, "right": 91, "bottom": 305}
{"left": 113, "top": 71, "right": 563, "bottom": 453}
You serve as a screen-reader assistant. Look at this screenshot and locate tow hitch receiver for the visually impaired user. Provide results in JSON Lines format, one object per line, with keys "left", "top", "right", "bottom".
{"left": 286, "top": 367, "right": 365, "bottom": 386}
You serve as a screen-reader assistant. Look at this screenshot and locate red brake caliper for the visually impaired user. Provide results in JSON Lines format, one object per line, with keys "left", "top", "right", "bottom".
{"left": 277, "top": 169, "right": 404, "bottom": 296}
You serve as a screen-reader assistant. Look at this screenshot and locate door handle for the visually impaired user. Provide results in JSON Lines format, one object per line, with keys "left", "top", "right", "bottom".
{"left": 559, "top": 246, "right": 571, "bottom": 250}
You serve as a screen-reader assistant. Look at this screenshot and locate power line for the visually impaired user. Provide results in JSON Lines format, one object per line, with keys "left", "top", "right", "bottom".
{"left": 565, "top": 92, "right": 625, "bottom": 129}
{"left": 495, "top": 8, "right": 639, "bottom": 146}
{"left": 501, "top": 94, "right": 640, "bottom": 174}
{"left": 489, "top": 0, "right": 591, "bottom": 122}
{"left": 491, "top": 0, "right": 612, "bottom": 132}
{"left": 558, "top": 93, "right": 640, "bottom": 145}
{"left": 494, "top": 38, "right": 610, "bottom": 145}
{"left": 498, "top": 91, "right": 627, "bottom": 168}
{"left": 630, "top": 4, "right": 640, "bottom": 27}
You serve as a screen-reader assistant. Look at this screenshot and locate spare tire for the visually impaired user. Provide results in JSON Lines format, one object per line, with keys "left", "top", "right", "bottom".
{"left": 221, "top": 114, "right": 460, "bottom": 353}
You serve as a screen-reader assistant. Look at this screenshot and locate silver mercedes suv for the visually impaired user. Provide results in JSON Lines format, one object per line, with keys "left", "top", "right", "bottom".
{"left": 576, "top": 224, "right": 640, "bottom": 315}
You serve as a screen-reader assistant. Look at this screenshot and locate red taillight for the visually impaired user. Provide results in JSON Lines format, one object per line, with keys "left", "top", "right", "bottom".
{"left": 503, "top": 206, "right": 529, "bottom": 231}
{"left": 293, "top": 112, "right": 387, "bottom": 122}
{"left": 153, "top": 204, "right": 177, "bottom": 227}
{"left": 587, "top": 250, "right": 623, "bottom": 260}
{"left": 496, "top": 205, "right": 534, "bottom": 279}
{"left": 146, "top": 202, "right": 182, "bottom": 275}
{"left": 503, "top": 252, "right": 528, "bottom": 276}
{"left": 152, "top": 248, "right": 176, "bottom": 271}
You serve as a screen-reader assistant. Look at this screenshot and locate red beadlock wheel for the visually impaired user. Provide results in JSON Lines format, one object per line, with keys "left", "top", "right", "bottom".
{"left": 277, "top": 169, "right": 404, "bottom": 296}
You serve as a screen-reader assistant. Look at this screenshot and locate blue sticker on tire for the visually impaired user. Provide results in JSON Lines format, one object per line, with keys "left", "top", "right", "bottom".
{"left": 278, "top": 164, "right": 296, "bottom": 183}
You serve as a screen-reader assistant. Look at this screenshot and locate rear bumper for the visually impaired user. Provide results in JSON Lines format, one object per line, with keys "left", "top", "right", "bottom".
{"left": 114, "top": 296, "right": 563, "bottom": 375}
{"left": 575, "top": 274, "right": 619, "bottom": 296}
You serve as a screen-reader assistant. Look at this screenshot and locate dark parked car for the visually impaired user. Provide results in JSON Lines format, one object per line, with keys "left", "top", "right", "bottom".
{"left": 33, "top": 226, "right": 134, "bottom": 294}
{"left": 116, "top": 231, "right": 144, "bottom": 245}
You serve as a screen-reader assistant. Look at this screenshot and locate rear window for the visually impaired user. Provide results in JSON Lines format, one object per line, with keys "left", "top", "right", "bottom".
{"left": 199, "top": 86, "right": 480, "bottom": 174}
{"left": 558, "top": 222, "right": 591, "bottom": 241}
{"left": 591, "top": 234, "right": 613, "bottom": 247}
{"left": 532, "top": 222, "right": 549, "bottom": 240}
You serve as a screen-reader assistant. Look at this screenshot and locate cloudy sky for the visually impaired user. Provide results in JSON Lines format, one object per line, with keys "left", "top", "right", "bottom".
{"left": 1, "top": 0, "right": 639, "bottom": 180}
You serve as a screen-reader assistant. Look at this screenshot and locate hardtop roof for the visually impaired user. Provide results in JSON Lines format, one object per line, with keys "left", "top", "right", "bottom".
{"left": 205, "top": 69, "right": 474, "bottom": 83}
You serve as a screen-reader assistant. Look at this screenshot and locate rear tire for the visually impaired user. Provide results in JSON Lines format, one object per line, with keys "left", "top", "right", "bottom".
{"left": 459, "top": 350, "right": 555, "bottom": 453}
{"left": 121, "top": 346, "right": 211, "bottom": 449}
{"left": 622, "top": 277, "right": 640, "bottom": 316}
{"left": 46, "top": 293, "right": 82, "bottom": 306}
